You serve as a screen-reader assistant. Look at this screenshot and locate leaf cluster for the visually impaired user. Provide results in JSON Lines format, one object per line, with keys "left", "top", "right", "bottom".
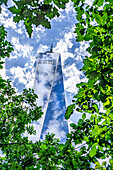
{"left": 1, "top": 0, "right": 69, "bottom": 37}
{"left": 65, "top": 0, "right": 113, "bottom": 169}
{"left": 0, "top": 26, "right": 14, "bottom": 88}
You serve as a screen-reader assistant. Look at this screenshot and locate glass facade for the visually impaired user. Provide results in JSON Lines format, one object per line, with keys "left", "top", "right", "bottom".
{"left": 30, "top": 53, "right": 68, "bottom": 142}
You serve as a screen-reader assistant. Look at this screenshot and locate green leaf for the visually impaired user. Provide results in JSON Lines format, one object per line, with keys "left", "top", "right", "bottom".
{"left": 46, "top": 7, "right": 59, "bottom": 19}
{"left": 109, "top": 159, "right": 113, "bottom": 164}
{"left": 24, "top": 18, "right": 33, "bottom": 38}
{"left": 95, "top": 161, "right": 101, "bottom": 169}
{"left": 84, "top": 136, "right": 89, "bottom": 142}
{"left": 82, "top": 113, "right": 86, "bottom": 119}
{"left": 93, "top": 0, "right": 98, "bottom": 6}
{"left": 94, "top": 14, "right": 103, "bottom": 25}
{"left": 40, "top": 144, "right": 47, "bottom": 150}
{"left": 65, "top": 104, "right": 75, "bottom": 119}
{"left": 97, "top": 0, "right": 104, "bottom": 6}
{"left": 98, "top": 145, "right": 103, "bottom": 151}
{"left": 89, "top": 143, "right": 98, "bottom": 158}
{"left": 93, "top": 0, "right": 104, "bottom": 6}
{"left": 41, "top": 19, "right": 51, "bottom": 29}
{"left": 23, "top": 8, "right": 32, "bottom": 17}
{"left": 95, "top": 161, "right": 100, "bottom": 166}
{"left": 102, "top": 13, "right": 108, "bottom": 25}
{"left": 92, "top": 103, "right": 99, "bottom": 113}
{"left": 0, "top": 0, "right": 8, "bottom": 6}
{"left": 44, "top": 0, "right": 52, "bottom": 5}
{"left": 87, "top": 28, "right": 97, "bottom": 36}
{"left": 13, "top": 16, "right": 22, "bottom": 23}
{"left": 102, "top": 161, "right": 106, "bottom": 166}
{"left": 92, "top": 125, "right": 100, "bottom": 138}
{"left": 90, "top": 71, "right": 97, "bottom": 80}
{"left": 103, "top": 97, "right": 110, "bottom": 106}
{"left": 9, "top": 6, "right": 20, "bottom": 14}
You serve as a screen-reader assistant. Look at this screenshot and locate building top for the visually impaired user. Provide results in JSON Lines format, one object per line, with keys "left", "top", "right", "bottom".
{"left": 46, "top": 44, "right": 53, "bottom": 53}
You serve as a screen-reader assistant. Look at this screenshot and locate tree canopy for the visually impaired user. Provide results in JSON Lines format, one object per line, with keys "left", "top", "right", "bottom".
{"left": 0, "top": 0, "right": 113, "bottom": 169}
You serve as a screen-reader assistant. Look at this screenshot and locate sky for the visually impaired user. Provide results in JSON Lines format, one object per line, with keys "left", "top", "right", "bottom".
{"left": 0, "top": 0, "right": 91, "bottom": 127}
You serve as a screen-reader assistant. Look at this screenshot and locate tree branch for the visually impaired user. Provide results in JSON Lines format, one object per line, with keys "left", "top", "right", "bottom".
{"left": 74, "top": 142, "right": 86, "bottom": 150}
{"left": 0, "top": 142, "right": 33, "bottom": 146}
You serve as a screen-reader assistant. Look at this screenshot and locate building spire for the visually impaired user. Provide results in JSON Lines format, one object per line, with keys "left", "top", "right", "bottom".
{"left": 50, "top": 44, "right": 53, "bottom": 52}
{"left": 46, "top": 44, "right": 53, "bottom": 53}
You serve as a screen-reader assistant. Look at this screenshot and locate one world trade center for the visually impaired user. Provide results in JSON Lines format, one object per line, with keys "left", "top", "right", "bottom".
{"left": 30, "top": 49, "right": 68, "bottom": 143}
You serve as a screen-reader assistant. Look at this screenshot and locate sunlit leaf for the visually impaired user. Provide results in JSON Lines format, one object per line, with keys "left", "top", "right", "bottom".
{"left": 24, "top": 18, "right": 33, "bottom": 37}
{"left": 65, "top": 104, "right": 75, "bottom": 119}
{"left": 82, "top": 113, "right": 86, "bottom": 119}
{"left": 9, "top": 6, "right": 20, "bottom": 14}
{"left": 89, "top": 143, "right": 98, "bottom": 158}
{"left": 102, "top": 13, "right": 108, "bottom": 25}
{"left": 94, "top": 14, "right": 103, "bottom": 25}
{"left": 93, "top": 0, "right": 104, "bottom": 6}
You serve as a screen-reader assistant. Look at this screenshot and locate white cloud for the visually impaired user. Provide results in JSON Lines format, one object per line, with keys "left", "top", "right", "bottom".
{"left": 85, "top": 0, "right": 94, "bottom": 6}
{"left": 10, "top": 37, "right": 33, "bottom": 59}
{"left": 37, "top": 44, "right": 49, "bottom": 53}
{"left": 0, "top": 6, "right": 16, "bottom": 29}
{"left": 65, "top": 1, "right": 75, "bottom": 14}
{"left": 7, "top": 0, "right": 15, "bottom": 7}
{"left": 43, "top": 119, "right": 66, "bottom": 140}
{"left": 10, "top": 66, "right": 27, "bottom": 83}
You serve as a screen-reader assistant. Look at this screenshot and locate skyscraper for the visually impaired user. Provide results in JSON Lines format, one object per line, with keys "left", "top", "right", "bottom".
{"left": 31, "top": 52, "right": 68, "bottom": 143}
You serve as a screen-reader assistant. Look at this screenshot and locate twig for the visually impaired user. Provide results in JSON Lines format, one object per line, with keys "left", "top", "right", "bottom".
{"left": 0, "top": 142, "right": 33, "bottom": 146}
{"left": 75, "top": 142, "right": 86, "bottom": 150}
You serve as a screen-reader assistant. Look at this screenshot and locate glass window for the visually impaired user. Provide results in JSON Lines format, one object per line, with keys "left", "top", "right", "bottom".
{"left": 38, "top": 60, "right": 42, "bottom": 64}
{"left": 48, "top": 60, "right": 52, "bottom": 64}
{"left": 43, "top": 60, "right": 47, "bottom": 64}
{"left": 53, "top": 59, "right": 56, "bottom": 65}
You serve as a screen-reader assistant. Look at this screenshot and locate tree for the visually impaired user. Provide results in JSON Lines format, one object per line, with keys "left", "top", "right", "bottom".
{"left": 65, "top": 0, "right": 113, "bottom": 169}
{"left": 0, "top": 0, "right": 113, "bottom": 169}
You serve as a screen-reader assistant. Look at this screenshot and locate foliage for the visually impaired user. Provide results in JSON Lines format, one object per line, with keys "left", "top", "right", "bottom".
{"left": 0, "top": 0, "right": 69, "bottom": 37}
{"left": 0, "top": 81, "right": 43, "bottom": 144}
{"left": 65, "top": 0, "right": 113, "bottom": 169}
{"left": 0, "top": 26, "right": 13, "bottom": 88}
{"left": 0, "top": 0, "right": 113, "bottom": 169}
